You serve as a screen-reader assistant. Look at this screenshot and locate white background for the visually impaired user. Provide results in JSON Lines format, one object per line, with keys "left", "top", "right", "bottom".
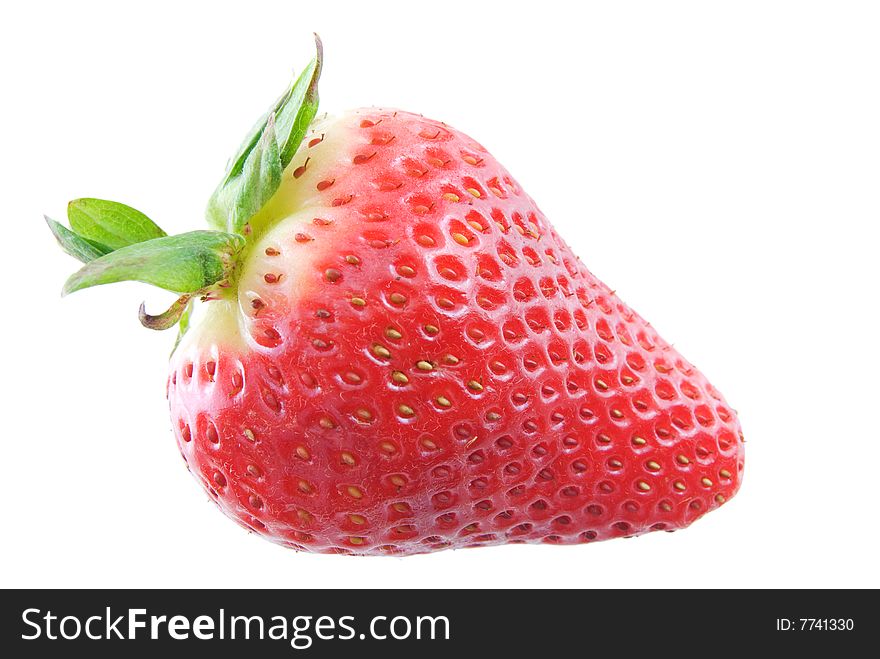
{"left": 2, "top": 0, "right": 878, "bottom": 588}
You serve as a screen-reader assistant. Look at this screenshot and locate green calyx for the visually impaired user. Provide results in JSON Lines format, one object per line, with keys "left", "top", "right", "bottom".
{"left": 60, "top": 229, "right": 245, "bottom": 297}
{"left": 46, "top": 35, "right": 324, "bottom": 333}
{"left": 207, "top": 34, "right": 323, "bottom": 234}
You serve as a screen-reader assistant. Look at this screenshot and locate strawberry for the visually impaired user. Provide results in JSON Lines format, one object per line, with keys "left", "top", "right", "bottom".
{"left": 47, "top": 36, "right": 743, "bottom": 555}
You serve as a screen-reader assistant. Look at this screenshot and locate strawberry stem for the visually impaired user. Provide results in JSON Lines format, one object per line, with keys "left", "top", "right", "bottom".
{"left": 139, "top": 294, "right": 193, "bottom": 331}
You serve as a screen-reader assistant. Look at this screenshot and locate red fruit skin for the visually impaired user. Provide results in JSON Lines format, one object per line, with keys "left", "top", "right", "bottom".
{"left": 168, "top": 110, "right": 744, "bottom": 555}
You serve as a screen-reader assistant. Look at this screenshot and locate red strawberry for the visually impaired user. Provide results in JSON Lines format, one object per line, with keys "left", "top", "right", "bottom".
{"left": 48, "top": 37, "right": 743, "bottom": 555}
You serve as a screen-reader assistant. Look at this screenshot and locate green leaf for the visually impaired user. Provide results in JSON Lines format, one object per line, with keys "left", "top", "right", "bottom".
{"left": 275, "top": 34, "right": 323, "bottom": 166}
{"left": 234, "top": 115, "right": 283, "bottom": 230}
{"left": 207, "top": 34, "right": 323, "bottom": 233}
{"left": 62, "top": 230, "right": 245, "bottom": 296}
{"left": 45, "top": 215, "right": 113, "bottom": 263}
{"left": 68, "top": 198, "right": 166, "bottom": 250}
{"left": 208, "top": 115, "right": 283, "bottom": 234}
{"left": 216, "top": 99, "right": 278, "bottom": 188}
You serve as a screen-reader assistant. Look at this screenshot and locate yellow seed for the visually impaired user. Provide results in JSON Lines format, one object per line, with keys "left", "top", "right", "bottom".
{"left": 715, "top": 494, "right": 726, "bottom": 504}
{"left": 646, "top": 461, "right": 661, "bottom": 471}
{"left": 298, "top": 480, "right": 313, "bottom": 494}
{"left": 391, "top": 371, "right": 409, "bottom": 385}
{"left": 467, "top": 380, "right": 484, "bottom": 392}
{"left": 389, "top": 292, "right": 407, "bottom": 305}
{"left": 596, "top": 379, "right": 608, "bottom": 391}
{"left": 719, "top": 468, "right": 732, "bottom": 479}
{"left": 597, "top": 434, "right": 612, "bottom": 444}
{"left": 637, "top": 481, "right": 651, "bottom": 492}
{"left": 436, "top": 396, "right": 452, "bottom": 408}
{"left": 632, "top": 436, "right": 647, "bottom": 446}
{"left": 489, "top": 187, "right": 503, "bottom": 197}
{"left": 701, "top": 477, "right": 714, "bottom": 487}
{"left": 424, "top": 324, "right": 439, "bottom": 335}
{"left": 295, "top": 446, "right": 310, "bottom": 460}
{"left": 466, "top": 187, "right": 481, "bottom": 198}
{"left": 398, "top": 404, "right": 415, "bottom": 417}
{"left": 349, "top": 536, "right": 364, "bottom": 545}
{"left": 443, "top": 354, "right": 459, "bottom": 365}
{"left": 385, "top": 327, "right": 402, "bottom": 339}
{"left": 355, "top": 408, "right": 372, "bottom": 421}
{"left": 622, "top": 375, "right": 635, "bottom": 385}
{"left": 452, "top": 232, "right": 469, "bottom": 246}
{"left": 611, "top": 409, "right": 624, "bottom": 419}
{"left": 347, "top": 486, "right": 363, "bottom": 499}
{"left": 392, "top": 502, "right": 410, "bottom": 513}
{"left": 398, "top": 265, "right": 415, "bottom": 276}
{"left": 677, "top": 454, "right": 690, "bottom": 465}
{"left": 660, "top": 501, "right": 672, "bottom": 512}
{"left": 674, "top": 481, "right": 686, "bottom": 491}
{"left": 372, "top": 344, "right": 391, "bottom": 359}
{"left": 345, "top": 255, "right": 360, "bottom": 265}
{"left": 468, "top": 220, "right": 484, "bottom": 232}
{"left": 349, "top": 514, "right": 366, "bottom": 525}
{"left": 243, "top": 428, "right": 256, "bottom": 442}
{"left": 420, "top": 438, "right": 437, "bottom": 450}
{"left": 416, "top": 360, "right": 433, "bottom": 371}
{"left": 442, "top": 192, "right": 460, "bottom": 202}
{"left": 318, "top": 416, "right": 335, "bottom": 429}
{"left": 341, "top": 452, "right": 356, "bottom": 466}
{"left": 462, "top": 155, "right": 478, "bottom": 165}
{"left": 351, "top": 297, "right": 366, "bottom": 307}
{"left": 297, "top": 509, "right": 312, "bottom": 522}
{"left": 380, "top": 441, "right": 397, "bottom": 454}
{"left": 390, "top": 475, "right": 406, "bottom": 487}
{"left": 486, "top": 411, "right": 501, "bottom": 421}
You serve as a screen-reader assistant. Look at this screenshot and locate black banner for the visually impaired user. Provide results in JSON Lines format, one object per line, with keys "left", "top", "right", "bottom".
{"left": 0, "top": 589, "right": 871, "bottom": 655}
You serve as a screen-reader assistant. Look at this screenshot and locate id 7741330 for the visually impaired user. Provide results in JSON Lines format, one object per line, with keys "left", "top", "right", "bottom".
{"left": 776, "top": 619, "right": 855, "bottom": 631}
